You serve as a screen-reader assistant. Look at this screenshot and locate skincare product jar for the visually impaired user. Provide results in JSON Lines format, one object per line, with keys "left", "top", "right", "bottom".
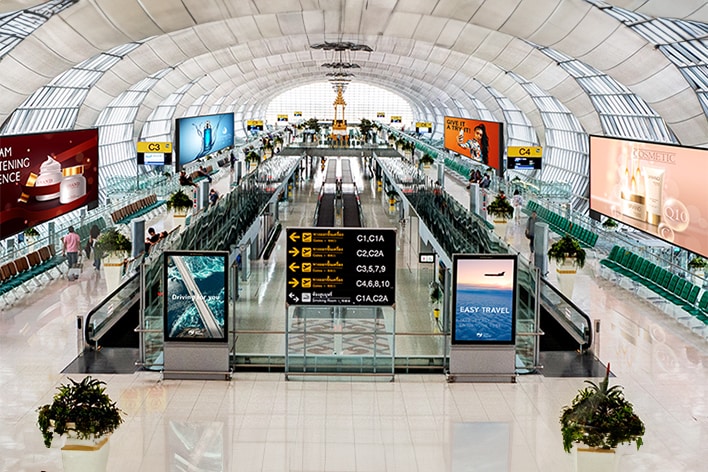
{"left": 34, "top": 156, "right": 63, "bottom": 201}
{"left": 59, "top": 165, "right": 86, "bottom": 204}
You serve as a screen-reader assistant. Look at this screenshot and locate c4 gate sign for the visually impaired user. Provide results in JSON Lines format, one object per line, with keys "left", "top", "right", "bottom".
{"left": 286, "top": 228, "right": 396, "bottom": 306}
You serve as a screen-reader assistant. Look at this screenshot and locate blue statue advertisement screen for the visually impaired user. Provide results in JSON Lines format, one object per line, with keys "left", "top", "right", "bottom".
{"left": 175, "top": 113, "right": 234, "bottom": 169}
{"left": 451, "top": 254, "right": 517, "bottom": 345}
{"left": 163, "top": 251, "right": 228, "bottom": 342}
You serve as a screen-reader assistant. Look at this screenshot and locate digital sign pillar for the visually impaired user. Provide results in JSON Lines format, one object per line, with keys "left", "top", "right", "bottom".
{"left": 449, "top": 254, "right": 517, "bottom": 383}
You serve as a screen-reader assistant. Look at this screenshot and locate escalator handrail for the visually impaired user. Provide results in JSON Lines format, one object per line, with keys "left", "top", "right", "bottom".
{"left": 84, "top": 271, "right": 141, "bottom": 346}
{"left": 538, "top": 275, "right": 593, "bottom": 348}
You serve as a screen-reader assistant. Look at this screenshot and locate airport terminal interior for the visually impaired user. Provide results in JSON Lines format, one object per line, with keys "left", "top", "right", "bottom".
{"left": 1, "top": 1, "right": 707, "bottom": 471}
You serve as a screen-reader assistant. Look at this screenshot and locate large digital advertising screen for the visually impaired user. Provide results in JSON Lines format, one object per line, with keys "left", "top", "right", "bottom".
{"left": 175, "top": 113, "right": 234, "bottom": 170}
{"left": 443, "top": 116, "right": 504, "bottom": 176}
{"left": 163, "top": 251, "right": 228, "bottom": 343}
{"left": 589, "top": 135, "right": 708, "bottom": 258}
{"left": 0, "top": 128, "right": 99, "bottom": 240}
{"left": 451, "top": 254, "right": 517, "bottom": 345}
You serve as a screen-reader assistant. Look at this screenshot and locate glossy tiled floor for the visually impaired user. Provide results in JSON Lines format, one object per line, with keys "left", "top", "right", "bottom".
{"left": 1, "top": 158, "right": 707, "bottom": 471}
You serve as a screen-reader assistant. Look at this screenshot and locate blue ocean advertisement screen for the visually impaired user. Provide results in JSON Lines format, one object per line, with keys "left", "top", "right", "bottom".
{"left": 175, "top": 113, "right": 234, "bottom": 169}
{"left": 163, "top": 251, "right": 228, "bottom": 342}
{"left": 452, "top": 255, "right": 517, "bottom": 345}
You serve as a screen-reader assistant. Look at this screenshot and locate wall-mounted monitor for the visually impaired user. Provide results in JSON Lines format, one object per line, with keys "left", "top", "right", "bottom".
{"left": 589, "top": 135, "right": 708, "bottom": 258}
{"left": 163, "top": 251, "right": 229, "bottom": 343}
{"left": 0, "top": 128, "right": 99, "bottom": 240}
{"left": 137, "top": 152, "right": 172, "bottom": 166}
{"left": 451, "top": 254, "right": 517, "bottom": 345}
{"left": 175, "top": 113, "right": 234, "bottom": 170}
{"left": 443, "top": 116, "right": 504, "bottom": 177}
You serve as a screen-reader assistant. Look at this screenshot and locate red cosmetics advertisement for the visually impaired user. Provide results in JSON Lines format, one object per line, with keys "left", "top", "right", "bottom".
{"left": 443, "top": 116, "right": 504, "bottom": 176}
{"left": 589, "top": 135, "right": 708, "bottom": 258}
{"left": 0, "top": 128, "right": 99, "bottom": 240}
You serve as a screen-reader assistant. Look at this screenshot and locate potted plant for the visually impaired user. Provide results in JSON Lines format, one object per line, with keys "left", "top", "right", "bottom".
{"left": 37, "top": 376, "right": 124, "bottom": 471}
{"left": 246, "top": 149, "right": 261, "bottom": 166}
{"left": 419, "top": 153, "right": 435, "bottom": 167}
{"left": 688, "top": 256, "right": 707, "bottom": 284}
{"left": 95, "top": 229, "right": 131, "bottom": 291}
{"left": 94, "top": 228, "right": 131, "bottom": 258}
{"left": 24, "top": 227, "right": 40, "bottom": 237}
{"left": 560, "top": 364, "right": 644, "bottom": 469}
{"left": 430, "top": 282, "right": 443, "bottom": 321}
{"left": 549, "top": 233, "right": 586, "bottom": 296}
{"left": 486, "top": 192, "right": 514, "bottom": 222}
{"left": 602, "top": 218, "right": 618, "bottom": 231}
{"left": 687, "top": 256, "right": 707, "bottom": 271}
{"left": 166, "top": 189, "right": 193, "bottom": 216}
{"left": 548, "top": 233, "right": 586, "bottom": 269}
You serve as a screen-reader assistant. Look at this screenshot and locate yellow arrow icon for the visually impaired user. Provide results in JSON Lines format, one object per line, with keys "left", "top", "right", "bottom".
{"left": 288, "top": 247, "right": 299, "bottom": 257}
{"left": 289, "top": 262, "right": 300, "bottom": 272}
{"left": 288, "top": 279, "right": 299, "bottom": 288}
{"left": 289, "top": 232, "right": 300, "bottom": 242}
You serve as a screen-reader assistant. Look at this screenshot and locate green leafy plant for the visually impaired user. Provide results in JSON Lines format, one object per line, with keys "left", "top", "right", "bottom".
{"left": 602, "top": 218, "right": 618, "bottom": 229}
{"left": 246, "top": 149, "right": 261, "bottom": 164}
{"left": 560, "top": 363, "right": 644, "bottom": 453}
{"left": 548, "top": 233, "right": 586, "bottom": 268}
{"left": 37, "top": 376, "right": 124, "bottom": 448}
{"left": 166, "top": 189, "right": 193, "bottom": 213}
{"left": 358, "top": 118, "right": 375, "bottom": 142}
{"left": 486, "top": 193, "right": 514, "bottom": 220}
{"left": 688, "top": 256, "right": 707, "bottom": 270}
{"left": 419, "top": 153, "right": 435, "bottom": 165}
{"left": 24, "top": 227, "right": 40, "bottom": 237}
{"left": 95, "top": 228, "right": 131, "bottom": 256}
{"left": 302, "top": 117, "right": 321, "bottom": 135}
{"left": 429, "top": 283, "right": 443, "bottom": 304}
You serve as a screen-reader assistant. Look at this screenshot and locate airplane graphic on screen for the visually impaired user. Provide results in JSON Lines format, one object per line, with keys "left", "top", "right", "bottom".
{"left": 484, "top": 271, "right": 505, "bottom": 277}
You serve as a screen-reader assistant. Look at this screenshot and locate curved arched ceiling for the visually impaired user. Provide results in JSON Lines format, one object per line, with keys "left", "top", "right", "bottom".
{"left": 1, "top": 0, "right": 706, "bottom": 146}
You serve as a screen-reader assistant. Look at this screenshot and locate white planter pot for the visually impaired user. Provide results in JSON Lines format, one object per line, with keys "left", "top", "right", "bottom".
{"left": 691, "top": 268, "right": 705, "bottom": 286}
{"left": 61, "top": 434, "right": 110, "bottom": 472}
{"left": 492, "top": 218, "right": 508, "bottom": 241}
{"left": 556, "top": 257, "right": 578, "bottom": 297}
{"left": 172, "top": 210, "right": 188, "bottom": 229}
{"left": 103, "top": 252, "right": 126, "bottom": 293}
{"left": 576, "top": 447, "right": 616, "bottom": 472}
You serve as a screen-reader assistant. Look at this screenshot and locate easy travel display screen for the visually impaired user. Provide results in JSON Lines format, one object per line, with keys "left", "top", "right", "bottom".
{"left": 451, "top": 254, "right": 517, "bottom": 345}
{"left": 589, "top": 135, "right": 708, "bottom": 258}
{"left": 175, "top": 113, "right": 234, "bottom": 170}
{"left": 163, "top": 251, "right": 228, "bottom": 343}
{"left": 0, "top": 128, "right": 99, "bottom": 240}
{"left": 443, "top": 116, "right": 504, "bottom": 176}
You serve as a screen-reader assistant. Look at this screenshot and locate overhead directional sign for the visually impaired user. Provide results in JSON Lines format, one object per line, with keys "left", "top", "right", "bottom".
{"left": 286, "top": 228, "right": 396, "bottom": 306}
{"left": 137, "top": 141, "right": 172, "bottom": 153}
{"left": 507, "top": 146, "right": 542, "bottom": 157}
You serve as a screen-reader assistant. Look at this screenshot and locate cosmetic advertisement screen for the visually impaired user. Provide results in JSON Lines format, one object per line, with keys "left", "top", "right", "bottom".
{"left": 0, "top": 128, "right": 99, "bottom": 240}
{"left": 451, "top": 254, "right": 517, "bottom": 345}
{"left": 175, "top": 113, "right": 234, "bottom": 170}
{"left": 589, "top": 135, "right": 708, "bottom": 258}
{"left": 443, "top": 116, "right": 504, "bottom": 176}
{"left": 163, "top": 251, "right": 228, "bottom": 343}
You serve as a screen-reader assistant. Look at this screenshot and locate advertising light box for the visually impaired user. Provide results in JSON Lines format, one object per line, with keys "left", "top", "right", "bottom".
{"left": 175, "top": 113, "right": 234, "bottom": 170}
{"left": 443, "top": 116, "right": 504, "bottom": 176}
{"left": 451, "top": 254, "right": 517, "bottom": 345}
{"left": 0, "top": 128, "right": 99, "bottom": 240}
{"left": 163, "top": 251, "right": 228, "bottom": 343}
{"left": 589, "top": 135, "right": 708, "bottom": 258}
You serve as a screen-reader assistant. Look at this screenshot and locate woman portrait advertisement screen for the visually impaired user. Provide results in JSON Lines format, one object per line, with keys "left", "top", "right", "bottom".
{"left": 175, "top": 112, "right": 234, "bottom": 170}
{"left": 589, "top": 135, "right": 708, "bottom": 258}
{"left": 443, "top": 116, "right": 504, "bottom": 176}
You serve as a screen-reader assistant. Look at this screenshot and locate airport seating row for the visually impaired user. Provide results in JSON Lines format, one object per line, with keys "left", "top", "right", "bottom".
{"left": 0, "top": 245, "right": 62, "bottom": 303}
{"left": 526, "top": 201, "right": 598, "bottom": 247}
{"left": 111, "top": 194, "right": 164, "bottom": 225}
{"left": 189, "top": 165, "right": 218, "bottom": 183}
{"left": 600, "top": 245, "right": 708, "bottom": 327}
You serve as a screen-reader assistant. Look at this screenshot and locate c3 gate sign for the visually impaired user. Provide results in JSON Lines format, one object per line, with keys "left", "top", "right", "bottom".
{"left": 285, "top": 228, "right": 396, "bottom": 306}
